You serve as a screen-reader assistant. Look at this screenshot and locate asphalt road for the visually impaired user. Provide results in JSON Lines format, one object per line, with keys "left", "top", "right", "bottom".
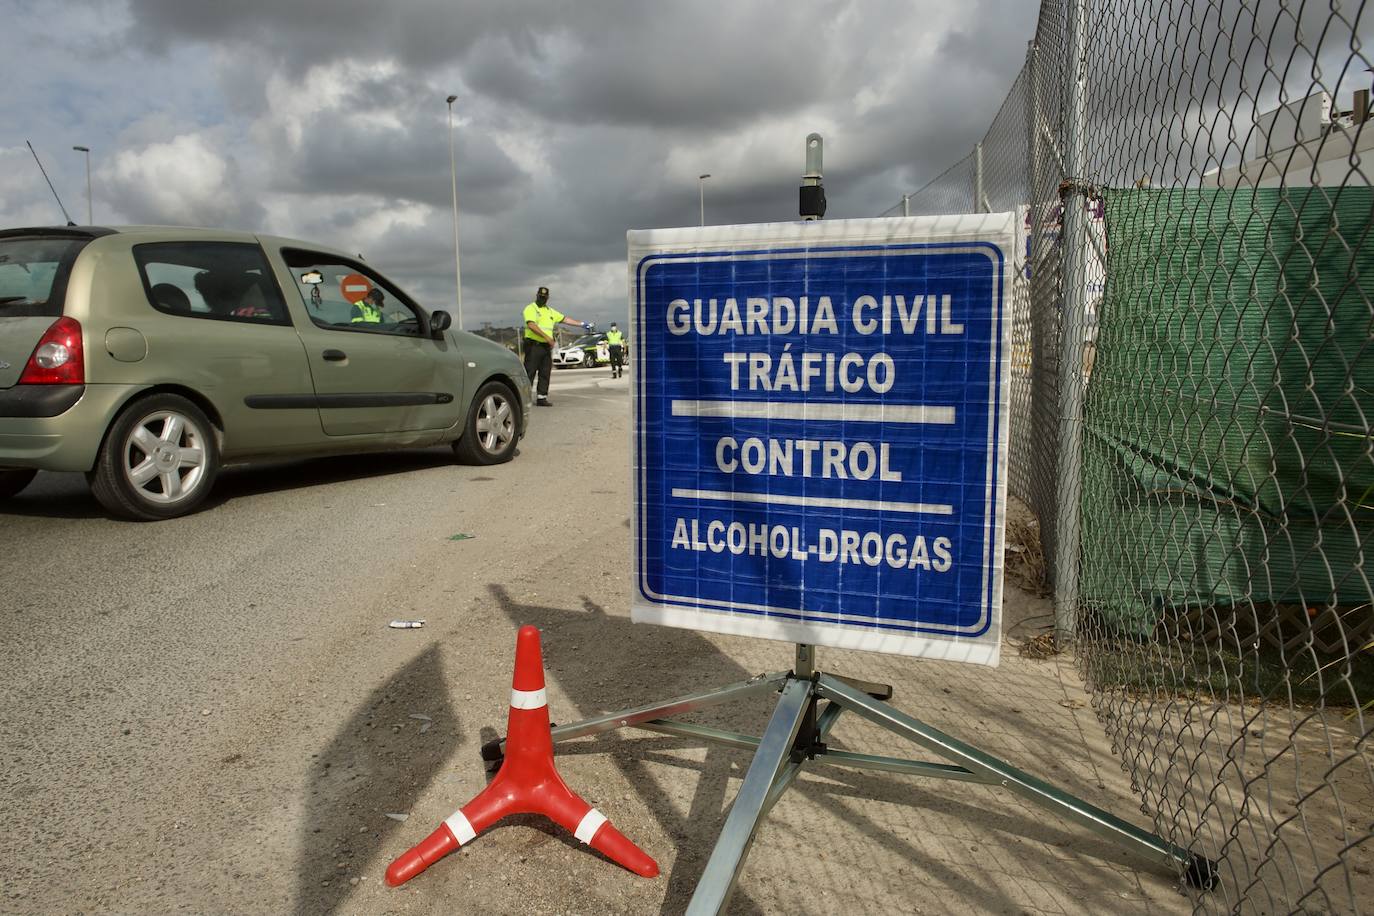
{"left": 0, "top": 367, "right": 675, "bottom": 915}
{"left": 1, "top": 364, "right": 1206, "bottom": 916}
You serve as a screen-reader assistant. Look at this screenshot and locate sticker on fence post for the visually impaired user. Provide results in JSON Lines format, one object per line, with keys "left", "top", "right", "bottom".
{"left": 629, "top": 215, "right": 1014, "bottom": 665}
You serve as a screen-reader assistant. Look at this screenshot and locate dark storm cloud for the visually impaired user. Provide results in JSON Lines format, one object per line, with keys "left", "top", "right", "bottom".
{"left": 119, "top": 0, "right": 1001, "bottom": 131}
{"left": 458, "top": 3, "right": 841, "bottom": 129}
{"left": 266, "top": 73, "right": 527, "bottom": 214}
{"left": 284, "top": 127, "right": 524, "bottom": 214}
{"left": 118, "top": 0, "right": 522, "bottom": 70}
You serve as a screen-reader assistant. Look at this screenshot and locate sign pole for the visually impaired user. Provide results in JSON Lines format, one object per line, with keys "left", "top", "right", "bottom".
{"left": 792, "top": 135, "right": 826, "bottom": 753}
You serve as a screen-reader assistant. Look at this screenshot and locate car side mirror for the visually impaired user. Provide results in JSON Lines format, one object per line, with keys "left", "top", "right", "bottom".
{"left": 429, "top": 310, "right": 452, "bottom": 337}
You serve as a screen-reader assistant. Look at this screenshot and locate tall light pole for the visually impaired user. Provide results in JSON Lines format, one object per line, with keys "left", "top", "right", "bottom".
{"left": 698, "top": 173, "right": 711, "bottom": 226}
{"left": 445, "top": 95, "right": 463, "bottom": 330}
{"left": 72, "top": 146, "right": 92, "bottom": 224}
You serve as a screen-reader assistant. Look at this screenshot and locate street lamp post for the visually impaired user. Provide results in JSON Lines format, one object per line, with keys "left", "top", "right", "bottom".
{"left": 445, "top": 95, "right": 463, "bottom": 330}
{"left": 698, "top": 173, "right": 711, "bottom": 226}
{"left": 73, "top": 146, "right": 92, "bottom": 224}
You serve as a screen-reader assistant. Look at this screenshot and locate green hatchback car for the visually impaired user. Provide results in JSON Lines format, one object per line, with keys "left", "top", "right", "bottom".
{"left": 0, "top": 226, "right": 532, "bottom": 520}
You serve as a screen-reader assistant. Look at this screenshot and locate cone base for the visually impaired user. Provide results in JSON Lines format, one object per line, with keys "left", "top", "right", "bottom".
{"left": 384, "top": 625, "right": 658, "bottom": 887}
{"left": 592, "top": 823, "right": 660, "bottom": 877}
{"left": 385, "top": 825, "right": 458, "bottom": 886}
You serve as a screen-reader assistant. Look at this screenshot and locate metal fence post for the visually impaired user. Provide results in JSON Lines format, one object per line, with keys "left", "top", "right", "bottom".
{"left": 974, "top": 142, "right": 985, "bottom": 212}
{"left": 1052, "top": 0, "right": 1089, "bottom": 641}
{"left": 1024, "top": 41, "right": 1038, "bottom": 247}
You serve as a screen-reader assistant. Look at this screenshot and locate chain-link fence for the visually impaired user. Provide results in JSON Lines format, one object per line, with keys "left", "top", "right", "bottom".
{"left": 884, "top": 1, "right": 1373, "bottom": 911}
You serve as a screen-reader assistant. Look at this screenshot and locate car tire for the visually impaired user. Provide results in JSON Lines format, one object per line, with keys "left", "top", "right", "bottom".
{"left": 87, "top": 393, "right": 220, "bottom": 521}
{"left": 453, "top": 380, "right": 519, "bottom": 466}
{"left": 0, "top": 468, "right": 38, "bottom": 500}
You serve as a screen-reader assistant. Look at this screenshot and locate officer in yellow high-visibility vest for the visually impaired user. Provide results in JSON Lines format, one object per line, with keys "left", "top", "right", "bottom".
{"left": 523, "top": 286, "right": 592, "bottom": 407}
{"left": 606, "top": 322, "right": 626, "bottom": 379}
{"left": 350, "top": 288, "right": 385, "bottom": 324}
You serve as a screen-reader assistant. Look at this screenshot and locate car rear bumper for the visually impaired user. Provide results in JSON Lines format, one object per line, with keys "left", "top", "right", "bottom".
{"left": 0, "top": 383, "right": 141, "bottom": 472}
{"left": 0, "top": 384, "right": 86, "bottom": 418}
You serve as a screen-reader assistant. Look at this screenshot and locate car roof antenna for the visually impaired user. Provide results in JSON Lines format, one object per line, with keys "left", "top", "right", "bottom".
{"left": 26, "top": 140, "right": 76, "bottom": 227}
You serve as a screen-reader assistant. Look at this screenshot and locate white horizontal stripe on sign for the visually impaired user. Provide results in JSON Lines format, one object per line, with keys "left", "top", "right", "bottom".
{"left": 671, "top": 400, "right": 955, "bottom": 424}
{"left": 671, "top": 488, "right": 953, "bottom": 516}
{"left": 445, "top": 810, "right": 477, "bottom": 845}
{"left": 574, "top": 808, "right": 608, "bottom": 844}
{"left": 509, "top": 687, "right": 547, "bottom": 710}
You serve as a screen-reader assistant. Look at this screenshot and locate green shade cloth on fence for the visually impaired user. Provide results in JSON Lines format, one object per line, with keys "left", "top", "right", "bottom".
{"left": 1080, "top": 187, "right": 1373, "bottom": 632}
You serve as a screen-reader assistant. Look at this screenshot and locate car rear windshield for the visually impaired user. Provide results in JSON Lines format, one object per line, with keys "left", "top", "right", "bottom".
{"left": 0, "top": 236, "right": 90, "bottom": 318}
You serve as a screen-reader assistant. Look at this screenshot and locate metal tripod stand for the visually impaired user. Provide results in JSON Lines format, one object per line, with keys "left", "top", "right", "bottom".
{"left": 483, "top": 643, "right": 1218, "bottom": 914}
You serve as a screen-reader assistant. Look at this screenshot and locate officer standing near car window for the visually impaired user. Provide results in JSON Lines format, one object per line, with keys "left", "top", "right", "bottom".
{"left": 523, "top": 286, "right": 592, "bottom": 407}
{"left": 606, "top": 322, "right": 626, "bottom": 379}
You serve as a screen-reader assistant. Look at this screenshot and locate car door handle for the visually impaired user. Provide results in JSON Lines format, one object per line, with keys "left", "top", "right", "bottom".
{"left": 322, "top": 349, "right": 347, "bottom": 361}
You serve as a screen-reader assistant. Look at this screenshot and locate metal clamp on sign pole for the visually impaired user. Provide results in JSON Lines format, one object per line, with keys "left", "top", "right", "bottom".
{"left": 799, "top": 133, "right": 827, "bottom": 220}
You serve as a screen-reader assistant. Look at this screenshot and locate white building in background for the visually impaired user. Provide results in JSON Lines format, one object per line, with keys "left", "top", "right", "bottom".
{"left": 1204, "top": 89, "right": 1374, "bottom": 188}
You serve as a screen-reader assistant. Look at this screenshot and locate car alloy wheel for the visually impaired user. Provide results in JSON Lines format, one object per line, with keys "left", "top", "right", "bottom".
{"left": 475, "top": 390, "right": 516, "bottom": 454}
{"left": 120, "top": 409, "right": 211, "bottom": 505}
{"left": 88, "top": 393, "right": 221, "bottom": 521}
{"left": 454, "top": 380, "right": 519, "bottom": 465}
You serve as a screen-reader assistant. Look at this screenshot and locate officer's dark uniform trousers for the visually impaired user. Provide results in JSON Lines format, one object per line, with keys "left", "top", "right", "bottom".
{"left": 524, "top": 340, "right": 553, "bottom": 398}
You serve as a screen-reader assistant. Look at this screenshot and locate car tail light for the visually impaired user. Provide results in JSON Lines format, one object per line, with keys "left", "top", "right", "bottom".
{"left": 18, "top": 317, "right": 85, "bottom": 385}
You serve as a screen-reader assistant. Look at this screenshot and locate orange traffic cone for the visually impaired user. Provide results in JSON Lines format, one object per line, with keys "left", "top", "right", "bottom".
{"left": 386, "top": 625, "right": 659, "bottom": 886}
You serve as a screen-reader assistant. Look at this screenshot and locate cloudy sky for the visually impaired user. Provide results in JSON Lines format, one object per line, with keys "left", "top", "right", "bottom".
{"left": 2, "top": 0, "right": 1038, "bottom": 329}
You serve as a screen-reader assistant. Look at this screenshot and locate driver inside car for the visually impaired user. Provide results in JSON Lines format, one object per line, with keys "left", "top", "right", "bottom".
{"left": 351, "top": 287, "right": 385, "bottom": 324}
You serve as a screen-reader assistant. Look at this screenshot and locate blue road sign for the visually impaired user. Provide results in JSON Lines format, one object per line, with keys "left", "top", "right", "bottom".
{"left": 630, "top": 217, "right": 1013, "bottom": 664}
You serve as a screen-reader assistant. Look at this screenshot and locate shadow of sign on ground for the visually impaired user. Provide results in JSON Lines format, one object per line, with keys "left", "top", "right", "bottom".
{"left": 294, "top": 644, "right": 461, "bottom": 916}
{"left": 486, "top": 584, "right": 1174, "bottom": 914}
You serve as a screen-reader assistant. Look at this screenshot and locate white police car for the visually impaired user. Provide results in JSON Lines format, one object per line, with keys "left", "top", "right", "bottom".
{"left": 554, "top": 333, "right": 608, "bottom": 369}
